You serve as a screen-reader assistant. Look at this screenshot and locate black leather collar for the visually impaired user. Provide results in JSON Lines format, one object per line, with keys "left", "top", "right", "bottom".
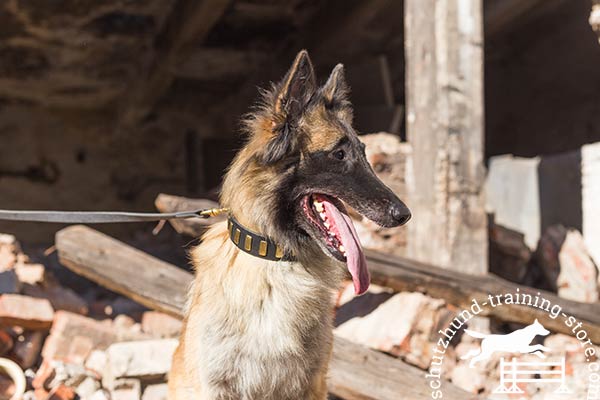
{"left": 227, "top": 215, "right": 295, "bottom": 262}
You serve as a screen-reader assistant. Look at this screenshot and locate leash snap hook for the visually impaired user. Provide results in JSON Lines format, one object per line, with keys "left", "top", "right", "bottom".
{"left": 197, "top": 207, "right": 230, "bottom": 219}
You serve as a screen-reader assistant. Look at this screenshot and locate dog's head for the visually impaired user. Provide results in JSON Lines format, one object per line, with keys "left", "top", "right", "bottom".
{"left": 226, "top": 50, "right": 410, "bottom": 294}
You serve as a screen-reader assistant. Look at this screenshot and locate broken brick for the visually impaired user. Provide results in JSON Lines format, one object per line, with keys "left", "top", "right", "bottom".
{"left": 15, "top": 264, "right": 46, "bottom": 286}
{"left": 47, "top": 384, "right": 76, "bottom": 400}
{"left": 42, "top": 311, "right": 117, "bottom": 363}
{"left": 0, "top": 294, "right": 54, "bottom": 329}
{"left": 103, "top": 339, "right": 177, "bottom": 388}
{"left": 32, "top": 360, "right": 55, "bottom": 391}
{"left": 84, "top": 350, "right": 107, "bottom": 378}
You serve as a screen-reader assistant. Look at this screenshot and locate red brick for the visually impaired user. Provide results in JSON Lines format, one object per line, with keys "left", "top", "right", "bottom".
{"left": 0, "top": 294, "right": 54, "bottom": 330}
{"left": 34, "top": 388, "right": 50, "bottom": 400}
{"left": 42, "top": 311, "right": 117, "bottom": 363}
{"left": 48, "top": 384, "right": 76, "bottom": 400}
{"left": 32, "top": 360, "right": 55, "bottom": 391}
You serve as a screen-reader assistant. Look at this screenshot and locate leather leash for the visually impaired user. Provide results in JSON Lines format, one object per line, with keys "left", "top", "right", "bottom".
{"left": 0, "top": 207, "right": 229, "bottom": 223}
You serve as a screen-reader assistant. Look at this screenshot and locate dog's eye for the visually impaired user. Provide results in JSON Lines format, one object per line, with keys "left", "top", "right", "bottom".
{"left": 333, "top": 149, "right": 345, "bottom": 160}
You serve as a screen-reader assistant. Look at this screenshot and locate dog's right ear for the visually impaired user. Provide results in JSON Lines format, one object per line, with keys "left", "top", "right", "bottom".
{"left": 262, "top": 50, "right": 316, "bottom": 164}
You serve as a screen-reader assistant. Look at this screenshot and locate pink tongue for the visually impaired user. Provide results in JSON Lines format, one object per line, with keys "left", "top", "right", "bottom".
{"left": 322, "top": 200, "right": 370, "bottom": 295}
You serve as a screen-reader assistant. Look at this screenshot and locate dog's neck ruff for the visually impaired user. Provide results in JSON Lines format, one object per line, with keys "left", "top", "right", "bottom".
{"left": 227, "top": 215, "right": 295, "bottom": 262}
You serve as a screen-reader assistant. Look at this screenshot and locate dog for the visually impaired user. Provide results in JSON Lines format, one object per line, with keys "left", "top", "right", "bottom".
{"left": 168, "top": 50, "right": 411, "bottom": 400}
{"left": 461, "top": 319, "right": 551, "bottom": 368}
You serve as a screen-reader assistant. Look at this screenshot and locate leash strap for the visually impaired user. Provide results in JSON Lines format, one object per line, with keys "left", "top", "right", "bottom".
{"left": 227, "top": 215, "right": 295, "bottom": 262}
{"left": 0, "top": 208, "right": 229, "bottom": 223}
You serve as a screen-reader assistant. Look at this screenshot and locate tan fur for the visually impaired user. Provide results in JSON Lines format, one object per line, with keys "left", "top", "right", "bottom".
{"left": 169, "top": 51, "right": 365, "bottom": 400}
{"left": 303, "top": 108, "right": 346, "bottom": 153}
{"left": 169, "top": 142, "right": 345, "bottom": 400}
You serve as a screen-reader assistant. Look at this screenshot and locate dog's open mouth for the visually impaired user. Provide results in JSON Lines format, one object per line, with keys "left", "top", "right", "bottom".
{"left": 302, "top": 194, "right": 369, "bottom": 295}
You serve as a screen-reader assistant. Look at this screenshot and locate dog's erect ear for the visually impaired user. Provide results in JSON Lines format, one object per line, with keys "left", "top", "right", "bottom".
{"left": 263, "top": 50, "right": 316, "bottom": 164}
{"left": 322, "top": 63, "right": 349, "bottom": 106}
{"left": 274, "top": 50, "right": 316, "bottom": 117}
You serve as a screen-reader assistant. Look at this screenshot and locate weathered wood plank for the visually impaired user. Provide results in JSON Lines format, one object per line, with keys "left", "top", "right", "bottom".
{"left": 55, "top": 226, "right": 190, "bottom": 317}
{"left": 330, "top": 337, "right": 477, "bottom": 400}
{"left": 365, "top": 249, "right": 600, "bottom": 343}
{"left": 404, "top": 0, "right": 487, "bottom": 275}
{"left": 55, "top": 225, "right": 475, "bottom": 400}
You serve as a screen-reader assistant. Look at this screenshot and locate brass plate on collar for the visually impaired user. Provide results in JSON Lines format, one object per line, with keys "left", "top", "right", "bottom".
{"left": 259, "top": 240, "right": 268, "bottom": 256}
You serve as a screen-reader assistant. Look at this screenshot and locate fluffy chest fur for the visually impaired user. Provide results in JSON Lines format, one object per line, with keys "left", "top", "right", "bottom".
{"left": 180, "top": 222, "right": 342, "bottom": 400}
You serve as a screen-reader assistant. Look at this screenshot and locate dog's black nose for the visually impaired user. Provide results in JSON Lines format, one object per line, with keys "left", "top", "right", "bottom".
{"left": 390, "top": 203, "right": 411, "bottom": 226}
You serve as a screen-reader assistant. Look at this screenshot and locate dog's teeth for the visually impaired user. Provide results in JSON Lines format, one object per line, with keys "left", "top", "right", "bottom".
{"left": 328, "top": 232, "right": 335, "bottom": 237}
{"left": 319, "top": 212, "right": 327, "bottom": 220}
{"left": 339, "top": 245, "right": 345, "bottom": 252}
{"left": 314, "top": 202, "right": 324, "bottom": 212}
{"left": 323, "top": 221, "right": 330, "bottom": 229}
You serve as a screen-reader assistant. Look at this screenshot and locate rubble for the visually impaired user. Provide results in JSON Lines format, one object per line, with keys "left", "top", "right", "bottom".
{"left": 0, "top": 234, "right": 19, "bottom": 271}
{"left": 488, "top": 221, "right": 531, "bottom": 283}
{"left": 557, "top": 230, "right": 599, "bottom": 302}
{"left": 103, "top": 339, "right": 178, "bottom": 387}
{"left": 0, "top": 220, "right": 595, "bottom": 400}
{"left": 14, "top": 264, "right": 45, "bottom": 286}
{"left": 335, "top": 291, "right": 446, "bottom": 368}
{"left": 535, "top": 225, "right": 599, "bottom": 302}
{"left": 42, "top": 312, "right": 117, "bottom": 363}
{"left": 0, "top": 294, "right": 54, "bottom": 330}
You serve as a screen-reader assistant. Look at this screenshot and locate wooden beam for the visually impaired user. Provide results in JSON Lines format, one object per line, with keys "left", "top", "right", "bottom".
{"left": 365, "top": 249, "right": 600, "bottom": 343}
{"left": 120, "top": 0, "right": 230, "bottom": 127}
{"left": 55, "top": 225, "right": 476, "bottom": 400}
{"left": 55, "top": 226, "right": 190, "bottom": 317}
{"left": 404, "top": 0, "right": 487, "bottom": 275}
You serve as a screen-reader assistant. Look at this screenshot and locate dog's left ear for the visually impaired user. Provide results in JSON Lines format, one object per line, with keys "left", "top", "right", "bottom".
{"left": 262, "top": 50, "right": 316, "bottom": 164}
{"left": 322, "top": 63, "right": 350, "bottom": 107}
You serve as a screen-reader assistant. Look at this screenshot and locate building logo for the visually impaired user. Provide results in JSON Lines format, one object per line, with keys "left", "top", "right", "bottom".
{"left": 461, "top": 319, "right": 570, "bottom": 394}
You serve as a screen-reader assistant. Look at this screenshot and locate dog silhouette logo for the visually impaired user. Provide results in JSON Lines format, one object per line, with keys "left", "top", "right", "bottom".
{"left": 461, "top": 319, "right": 570, "bottom": 395}
{"left": 461, "top": 319, "right": 550, "bottom": 367}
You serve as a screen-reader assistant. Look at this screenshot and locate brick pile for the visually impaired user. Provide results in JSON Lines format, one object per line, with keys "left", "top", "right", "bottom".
{"left": 0, "top": 235, "right": 181, "bottom": 400}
